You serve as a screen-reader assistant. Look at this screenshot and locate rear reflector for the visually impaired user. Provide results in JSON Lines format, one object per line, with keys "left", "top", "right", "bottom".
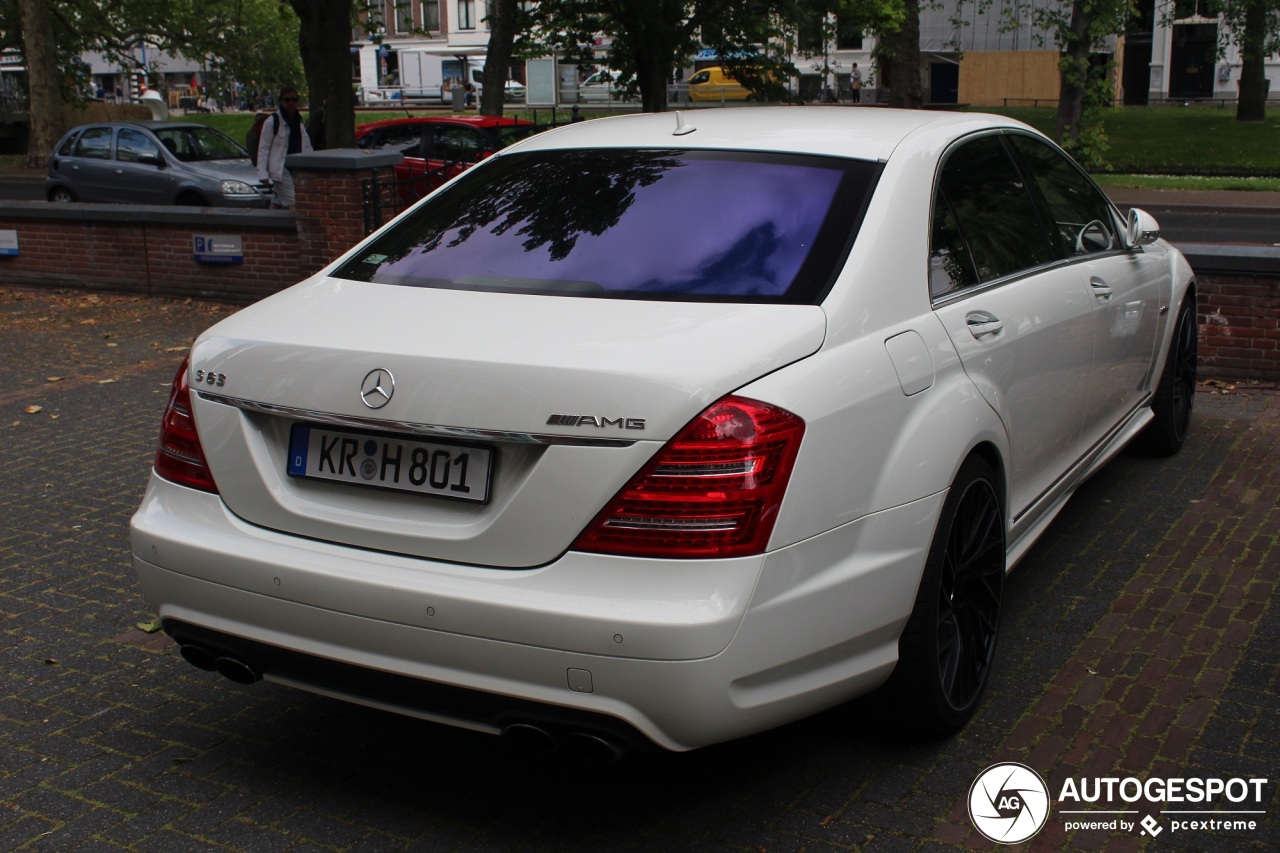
{"left": 572, "top": 397, "right": 804, "bottom": 559}
{"left": 154, "top": 357, "right": 219, "bottom": 493}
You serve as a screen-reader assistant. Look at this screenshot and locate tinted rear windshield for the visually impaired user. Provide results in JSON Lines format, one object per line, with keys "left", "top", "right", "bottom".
{"left": 334, "top": 148, "right": 878, "bottom": 303}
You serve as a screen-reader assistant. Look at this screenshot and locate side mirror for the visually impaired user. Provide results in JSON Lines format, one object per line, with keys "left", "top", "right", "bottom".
{"left": 1126, "top": 208, "right": 1161, "bottom": 247}
{"left": 138, "top": 152, "right": 165, "bottom": 167}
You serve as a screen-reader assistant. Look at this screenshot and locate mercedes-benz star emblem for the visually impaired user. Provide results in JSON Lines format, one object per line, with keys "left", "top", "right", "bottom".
{"left": 360, "top": 368, "right": 395, "bottom": 409}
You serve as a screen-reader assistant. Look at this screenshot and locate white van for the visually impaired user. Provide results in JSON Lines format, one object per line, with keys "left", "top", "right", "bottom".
{"left": 381, "top": 52, "right": 524, "bottom": 105}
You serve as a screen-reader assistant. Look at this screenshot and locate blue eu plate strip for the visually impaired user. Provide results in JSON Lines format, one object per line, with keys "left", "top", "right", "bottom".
{"left": 288, "top": 425, "right": 310, "bottom": 475}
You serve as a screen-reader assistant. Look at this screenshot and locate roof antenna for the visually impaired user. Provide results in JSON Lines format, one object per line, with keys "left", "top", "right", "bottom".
{"left": 672, "top": 111, "right": 696, "bottom": 136}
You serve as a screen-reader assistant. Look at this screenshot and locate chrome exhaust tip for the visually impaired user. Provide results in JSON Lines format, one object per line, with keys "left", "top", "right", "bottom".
{"left": 178, "top": 644, "right": 217, "bottom": 671}
{"left": 563, "top": 732, "right": 627, "bottom": 763}
{"left": 213, "top": 656, "right": 262, "bottom": 684}
{"left": 501, "top": 723, "right": 558, "bottom": 754}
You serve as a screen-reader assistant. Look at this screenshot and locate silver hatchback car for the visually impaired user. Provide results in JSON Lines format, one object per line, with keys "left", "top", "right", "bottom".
{"left": 46, "top": 121, "right": 270, "bottom": 208}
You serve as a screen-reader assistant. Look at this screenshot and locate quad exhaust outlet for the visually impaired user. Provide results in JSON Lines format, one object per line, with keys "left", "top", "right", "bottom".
{"left": 178, "top": 643, "right": 630, "bottom": 760}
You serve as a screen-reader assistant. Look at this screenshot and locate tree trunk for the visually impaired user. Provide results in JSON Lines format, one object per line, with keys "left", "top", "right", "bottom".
{"left": 289, "top": 0, "right": 356, "bottom": 149}
{"left": 884, "top": 0, "right": 922, "bottom": 109}
{"left": 17, "top": 0, "right": 65, "bottom": 170}
{"left": 1055, "top": 0, "right": 1094, "bottom": 144}
{"left": 635, "top": 52, "right": 671, "bottom": 113}
{"left": 613, "top": 0, "right": 683, "bottom": 113}
{"left": 1235, "top": 0, "right": 1268, "bottom": 122}
{"left": 480, "top": 0, "right": 518, "bottom": 116}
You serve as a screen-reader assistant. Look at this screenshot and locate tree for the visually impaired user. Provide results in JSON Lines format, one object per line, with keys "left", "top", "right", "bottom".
{"left": 526, "top": 0, "right": 812, "bottom": 113}
{"left": 877, "top": 0, "right": 922, "bottom": 108}
{"left": 1007, "top": 0, "right": 1131, "bottom": 162}
{"left": 16, "top": 0, "right": 61, "bottom": 168}
{"left": 287, "top": 0, "right": 356, "bottom": 149}
{"left": 180, "top": 0, "right": 304, "bottom": 112}
{"left": 1218, "top": 0, "right": 1280, "bottom": 121}
{"left": 479, "top": 0, "right": 521, "bottom": 116}
{"left": 788, "top": 0, "right": 903, "bottom": 102}
{"left": 5, "top": 0, "right": 306, "bottom": 165}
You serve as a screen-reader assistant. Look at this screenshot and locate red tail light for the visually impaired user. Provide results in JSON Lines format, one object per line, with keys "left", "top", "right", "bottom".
{"left": 572, "top": 397, "right": 804, "bottom": 559}
{"left": 154, "top": 358, "right": 219, "bottom": 493}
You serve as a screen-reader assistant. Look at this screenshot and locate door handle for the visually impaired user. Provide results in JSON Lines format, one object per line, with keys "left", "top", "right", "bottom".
{"left": 1090, "top": 276, "right": 1113, "bottom": 301}
{"left": 966, "top": 310, "right": 1004, "bottom": 339}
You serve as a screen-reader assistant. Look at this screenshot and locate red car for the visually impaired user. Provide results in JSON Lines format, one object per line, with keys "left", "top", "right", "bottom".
{"left": 355, "top": 115, "right": 538, "bottom": 204}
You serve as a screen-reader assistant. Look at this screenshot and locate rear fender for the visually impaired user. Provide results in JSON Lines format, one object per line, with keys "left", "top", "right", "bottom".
{"left": 740, "top": 320, "right": 1008, "bottom": 552}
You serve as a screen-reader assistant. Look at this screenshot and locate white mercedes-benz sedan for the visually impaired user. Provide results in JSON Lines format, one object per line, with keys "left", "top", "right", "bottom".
{"left": 131, "top": 107, "right": 1196, "bottom": 756}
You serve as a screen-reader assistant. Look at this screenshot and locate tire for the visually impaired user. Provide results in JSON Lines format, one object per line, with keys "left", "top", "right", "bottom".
{"left": 48, "top": 187, "right": 76, "bottom": 203}
{"left": 882, "top": 455, "right": 1005, "bottom": 734}
{"left": 177, "top": 192, "right": 208, "bottom": 206}
{"left": 1135, "top": 295, "right": 1197, "bottom": 456}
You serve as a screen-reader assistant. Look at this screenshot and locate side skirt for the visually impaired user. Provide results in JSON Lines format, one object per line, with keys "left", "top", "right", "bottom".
{"left": 1005, "top": 400, "right": 1155, "bottom": 572}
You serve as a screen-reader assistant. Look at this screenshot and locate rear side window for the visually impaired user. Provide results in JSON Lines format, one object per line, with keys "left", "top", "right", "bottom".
{"left": 74, "top": 127, "right": 112, "bottom": 159}
{"left": 335, "top": 149, "right": 877, "bottom": 304}
{"left": 930, "top": 135, "right": 1053, "bottom": 296}
{"left": 57, "top": 133, "right": 80, "bottom": 157}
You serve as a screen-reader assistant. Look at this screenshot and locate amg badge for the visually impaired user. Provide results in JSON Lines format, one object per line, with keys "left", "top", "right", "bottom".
{"left": 547, "top": 414, "right": 646, "bottom": 430}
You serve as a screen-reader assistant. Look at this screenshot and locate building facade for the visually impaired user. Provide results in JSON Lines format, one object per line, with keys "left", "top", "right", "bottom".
{"left": 354, "top": 0, "right": 514, "bottom": 102}
{"left": 346, "top": 0, "right": 1279, "bottom": 107}
{"left": 920, "top": 0, "right": 1279, "bottom": 106}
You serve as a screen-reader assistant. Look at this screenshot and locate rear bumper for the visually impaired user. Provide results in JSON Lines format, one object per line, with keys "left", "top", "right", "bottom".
{"left": 131, "top": 473, "right": 941, "bottom": 751}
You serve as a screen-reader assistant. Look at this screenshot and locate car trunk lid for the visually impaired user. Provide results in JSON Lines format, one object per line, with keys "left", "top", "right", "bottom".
{"left": 187, "top": 278, "right": 825, "bottom": 567}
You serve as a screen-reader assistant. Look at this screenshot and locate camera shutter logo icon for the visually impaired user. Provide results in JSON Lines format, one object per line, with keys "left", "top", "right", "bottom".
{"left": 968, "top": 762, "right": 1051, "bottom": 844}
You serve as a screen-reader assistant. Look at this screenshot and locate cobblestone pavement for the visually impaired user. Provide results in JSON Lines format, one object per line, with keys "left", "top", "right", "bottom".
{"left": 1, "top": 286, "right": 1276, "bottom": 852}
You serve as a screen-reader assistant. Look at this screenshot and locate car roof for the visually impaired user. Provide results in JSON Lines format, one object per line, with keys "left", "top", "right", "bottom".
{"left": 356, "top": 115, "right": 533, "bottom": 135}
{"left": 505, "top": 106, "right": 1033, "bottom": 163}
{"left": 65, "top": 120, "right": 215, "bottom": 133}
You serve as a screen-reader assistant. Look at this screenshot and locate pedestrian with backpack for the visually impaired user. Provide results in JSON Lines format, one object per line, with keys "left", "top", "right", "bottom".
{"left": 255, "top": 85, "right": 313, "bottom": 209}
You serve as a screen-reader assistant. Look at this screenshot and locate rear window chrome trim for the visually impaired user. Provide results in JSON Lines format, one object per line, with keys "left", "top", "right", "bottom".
{"left": 197, "top": 391, "right": 638, "bottom": 448}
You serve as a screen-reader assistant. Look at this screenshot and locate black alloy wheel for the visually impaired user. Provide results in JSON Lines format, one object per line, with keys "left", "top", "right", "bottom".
{"left": 881, "top": 455, "right": 1005, "bottom": 733}
{"left": 1136, "top": 295, "right": 1197, "bottom": 456}
{"left": 934, "top": 469, "right": 1004, "bottom": 715}
{"left": 1167, "top": 302, "right": 1198, "bottom": 445}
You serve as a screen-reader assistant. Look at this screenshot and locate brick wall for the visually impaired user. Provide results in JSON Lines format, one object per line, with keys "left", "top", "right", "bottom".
{"left": 1197, "top": 272, "right": 1280, "bottom": 381}
{"left": 289, "top": 151, "right": 392, "bottom": 270}
{"left": 0, "top": 150, "right": 399, "bottom": 304}
{"left": 1179, "top": 246, "right": 1280, "bottom": 382}
{"left": 0, "top": 207, "right": 302, "bottom": 302}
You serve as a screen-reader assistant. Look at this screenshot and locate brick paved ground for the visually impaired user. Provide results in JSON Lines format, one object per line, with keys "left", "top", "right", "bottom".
{"left": 1, "top": 286, "right": 1276, "bottom": 852}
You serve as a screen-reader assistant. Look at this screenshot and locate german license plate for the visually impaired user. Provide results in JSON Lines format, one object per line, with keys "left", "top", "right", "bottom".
{"left": 287, "top": 424, "right": 492, "bottom": 503}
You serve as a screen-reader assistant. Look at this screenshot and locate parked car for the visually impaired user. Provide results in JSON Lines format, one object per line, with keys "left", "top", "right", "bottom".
{"left": 687, "top": 66, "right": 751, "bottom": 101}
{"left": 504, "top": 79, "right": 527, "bottom": 102}
{"left": 355, "top": 115, "right": 538, "bottom": 203}
{"left": 46, "top": 121, "right": 269, "bottom": 207}
{"left": 574, "top": 69, "right": 637, "bottom": 103}
{"left": 132, "top": 108, "right": 1196, "bottom": 757}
